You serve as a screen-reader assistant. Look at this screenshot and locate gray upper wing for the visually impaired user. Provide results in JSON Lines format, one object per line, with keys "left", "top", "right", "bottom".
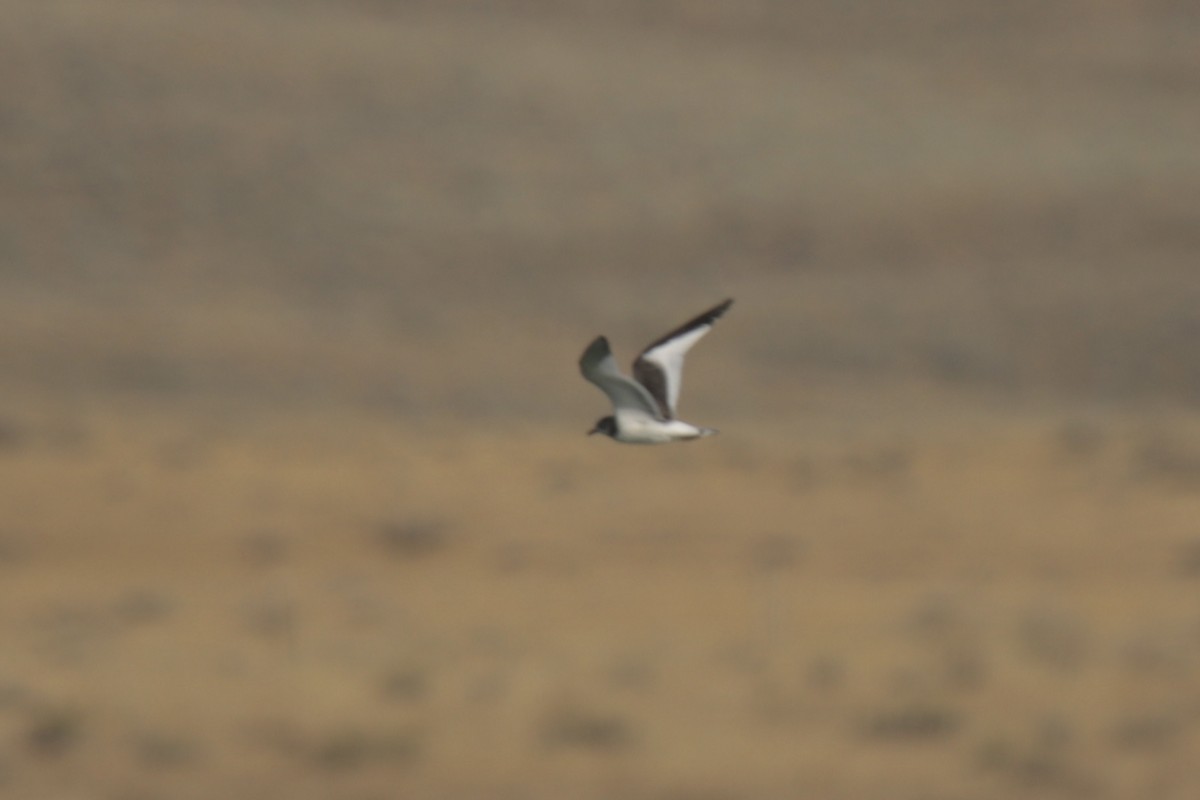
{"left": 579, "top": 336, "right": 666, "bottom": 421}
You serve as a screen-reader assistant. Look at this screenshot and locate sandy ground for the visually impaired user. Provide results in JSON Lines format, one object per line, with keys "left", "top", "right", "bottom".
{"left": 2, "top": 2, "right": 1200, "bottom": 798}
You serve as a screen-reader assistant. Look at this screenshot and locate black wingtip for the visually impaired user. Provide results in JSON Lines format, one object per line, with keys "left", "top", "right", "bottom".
{"left": 696, "top": 298, "right": 733, "bottom": 326}
{"left": 579, "top": 335, "right": 612, "bottom": 372}
{"left": 633, "top": 298, "right": 734, "bottom": 361}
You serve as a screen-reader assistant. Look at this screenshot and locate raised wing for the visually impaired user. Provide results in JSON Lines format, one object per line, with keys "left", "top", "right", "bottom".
{"left": 632, "top": 298, "right": 732, "bottom": 419}
{"left": 579, "top": 336, "right": 666, "bottom": 422}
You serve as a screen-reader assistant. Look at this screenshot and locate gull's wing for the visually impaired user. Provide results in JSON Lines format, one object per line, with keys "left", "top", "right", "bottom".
{"left": 632, "top": 298, "right": 732, "bottom": 419}
{"left": 579, "top": 336, "right": 666, "bottom": 421}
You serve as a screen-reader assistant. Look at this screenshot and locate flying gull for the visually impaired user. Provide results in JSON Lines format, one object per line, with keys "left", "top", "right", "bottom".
{"left": 579, "top": 298, "right": 733, "bottom": 444}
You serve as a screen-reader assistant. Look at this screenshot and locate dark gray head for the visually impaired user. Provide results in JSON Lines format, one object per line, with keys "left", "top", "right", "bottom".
{"left": 588, "top": 416, "right": 618, "bottom": 438}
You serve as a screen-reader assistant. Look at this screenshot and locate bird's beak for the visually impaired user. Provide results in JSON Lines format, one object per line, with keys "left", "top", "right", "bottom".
{"left": 587, "top": 426, "right": 600, "bottom": 436}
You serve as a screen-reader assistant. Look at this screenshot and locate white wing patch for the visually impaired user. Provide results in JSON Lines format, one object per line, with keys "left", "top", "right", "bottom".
{"left": 633, "top": 327, "right": 710, "bottom": 418}
{"left": 632, "top": 299, "right": 732, "bottom": 419}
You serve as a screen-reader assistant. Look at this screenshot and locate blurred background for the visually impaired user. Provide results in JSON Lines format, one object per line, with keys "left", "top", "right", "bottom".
{"left": 2, "top": 1, "right": 1199, "bottom": 798}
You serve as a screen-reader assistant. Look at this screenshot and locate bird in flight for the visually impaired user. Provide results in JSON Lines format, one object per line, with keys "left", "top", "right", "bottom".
{"left": 579, "top": 298, "right": 733, "bottom": 444}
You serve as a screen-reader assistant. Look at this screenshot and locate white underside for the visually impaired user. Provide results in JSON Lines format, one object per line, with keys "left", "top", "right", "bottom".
{"left": 613, "top": 416, "right": 716, "bottom": 444}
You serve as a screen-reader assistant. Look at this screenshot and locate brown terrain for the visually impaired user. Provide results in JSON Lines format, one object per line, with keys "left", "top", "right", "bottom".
{"left": 2, "top": 2, "right": 1200, "bottom": 798}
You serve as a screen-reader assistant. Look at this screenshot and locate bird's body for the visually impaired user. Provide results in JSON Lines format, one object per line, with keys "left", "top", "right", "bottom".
{"left": 578, "top": 299, "right": 732, "bottom": 444}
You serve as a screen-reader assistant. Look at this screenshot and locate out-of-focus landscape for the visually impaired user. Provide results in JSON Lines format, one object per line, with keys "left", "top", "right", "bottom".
{"left": 2, "top": 1, "right": 1200, "bottom": 798}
